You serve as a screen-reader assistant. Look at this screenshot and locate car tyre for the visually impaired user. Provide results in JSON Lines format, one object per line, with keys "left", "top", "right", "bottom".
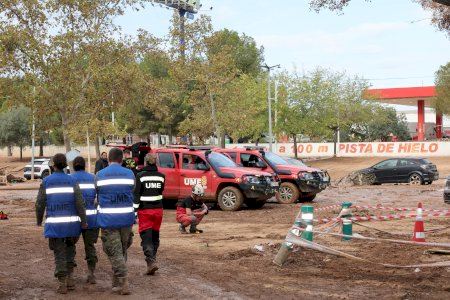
{"left": 409, "top": 173, "right": 423, "bottom": 185}
{"left": 245, "top": 199, "right": 266, "bottom": 209}
{"left": 218, "top": 187, "right": 244, "bottom": 211}
{"left": 276, "top": 182, "right": 300, "bottom": 204}
{"left": 41, "top": 170, "right": 50, "bottom": 179}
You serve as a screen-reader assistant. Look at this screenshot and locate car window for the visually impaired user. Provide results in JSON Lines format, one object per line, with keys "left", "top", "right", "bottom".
{"left": 419, "top": 159, "right": 431, "bottom": 165}
{"left": 264, "top": 152, "right": 289, "bottom": 166}
{"left": 182, "top": 154, "right": 208, "bottom": 170}
{"left": 397, "top": 159, "right": 417, "bottom": 167}
{"left": 227, "top": 152, "right": 237, "bottom": 162}
{"left": 374, "top": 159, "right": 398, "bottom": 169}
{"left": 208, "top": 153, "right": 236, "bottom": 168}
{"left": 158, "top": 153, "right": 175, "bottom": 169}
{"left": 240, "top": 153, "right": 264, "bottom": 168}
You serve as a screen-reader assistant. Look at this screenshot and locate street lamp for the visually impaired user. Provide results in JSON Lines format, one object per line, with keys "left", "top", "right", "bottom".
{"left": 261, "top": 64, "right": 280, "bottom": 152}
{"left": 151, "top": 1, "right": 201, "bottom": 59}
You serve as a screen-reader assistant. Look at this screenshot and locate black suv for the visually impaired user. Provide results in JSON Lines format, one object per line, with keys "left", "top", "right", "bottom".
{"left": 444, "top": 177, "right": 450, "bottom": 204}
{"left": 361, "top": 158, "right": 439, "bottom": 185}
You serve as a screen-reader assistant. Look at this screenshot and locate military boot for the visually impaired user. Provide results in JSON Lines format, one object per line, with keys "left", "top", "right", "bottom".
{"left": 179, "top": 224, "right": 188, "bottom": 234}
{"left": 86, "top": 265, "right": 96, "bottom": 284}
{"left": 145, "top": 261, "right": 159, "bottom": 276}
{"left": 111, "top": 275, "right": 120, "bottom": 293}
{"left": 118, "top": 276, "right": 131, "bottom": 295}
{"left": 66, "top": 271, "right": 75, "bottom": 290}
{"left": 57, "top": 277, "right": 68, "bottom": 294}
{"left": 189, "top": 224, "right": 203, "bottom": 234}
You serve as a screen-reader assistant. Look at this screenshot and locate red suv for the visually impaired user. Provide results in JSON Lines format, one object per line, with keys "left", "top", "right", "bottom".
{"left": 216, "top": 147, "right": 330, "bottom": 204}
{"left": 147, "top": 146, "right": 279, "bottom": 211}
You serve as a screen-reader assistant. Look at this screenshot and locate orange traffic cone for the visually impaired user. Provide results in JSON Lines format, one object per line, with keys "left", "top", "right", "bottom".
{"left": 412, "top": 202, "right": 425, "bottom": 242}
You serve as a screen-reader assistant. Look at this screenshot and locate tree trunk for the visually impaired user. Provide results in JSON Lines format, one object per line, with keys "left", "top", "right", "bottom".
{"left": 147, "top": 134, "right": 151, "bottom": 145}
{"left": 220, "top": 132, "right": 226, "bottom": 148}
{"left": 7, "top": 145, "right": 12, "bottom": 157}
{"left": 168, "top": 127, "right": 173, "bottom": 145}
{"left": 19, "top": 145, "right": 23, "bottom": 161}
{"left": 60, "top": 110, "right": 72, "bottom": 153}
{"left": 293, "top": 134, "right": 298, "bottom": 159}
{"left": 209, "top": 92, "right": 221, "bottom": 146}
{"left": 39, "top": 136, "right": 44, "bottom": 157}
{"left": 333, "top": 129, "right": 338, "bottom": 157}
{"left": 94, "top": 136, "right": 101, "bottom": 159}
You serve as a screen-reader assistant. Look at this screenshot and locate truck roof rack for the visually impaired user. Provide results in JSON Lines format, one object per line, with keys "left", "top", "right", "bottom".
{"left": 165, "top": 145, "right": 216, "bottom": 151}
{"left": 188, "top": 146, "right": 216, "bottom": 151}
{"left": 166, "top": 145, "right": 188, "bottom": 149}
{"left": 245, "top": 146, "right": 266, "bottom": 151}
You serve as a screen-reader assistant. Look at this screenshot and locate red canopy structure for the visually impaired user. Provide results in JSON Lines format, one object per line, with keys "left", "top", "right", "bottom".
{"left": 365, "top": 86, "right": 440, "bottom": 141}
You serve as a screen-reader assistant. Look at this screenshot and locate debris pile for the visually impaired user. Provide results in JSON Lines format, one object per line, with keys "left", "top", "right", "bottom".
{"left": 335, "top": 170, "right": 376, "bottom": 187}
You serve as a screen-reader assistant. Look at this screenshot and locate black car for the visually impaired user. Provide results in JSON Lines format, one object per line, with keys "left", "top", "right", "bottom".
{"left": 361, "top": 158, "right": 439, "bottom": 185}
{"left": 444, "top": 177, "right": 450, "bottom": 204}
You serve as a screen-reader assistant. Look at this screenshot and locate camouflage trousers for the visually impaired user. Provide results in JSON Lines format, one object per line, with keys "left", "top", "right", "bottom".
{"left": 81, "top": 228, "right": 99, "bottom": 270}
{"left": 48, "top": 237, "right": 79, "bottom": 278}
{"left": 101, "top": 227, "right": 133, "bottom": 277}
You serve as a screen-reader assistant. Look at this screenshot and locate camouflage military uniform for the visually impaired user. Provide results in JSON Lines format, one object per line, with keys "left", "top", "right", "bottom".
{"left": 101, "top": 227, "right": 133, "bottom": 278}
{"left": 82, "top": 228, "right": 99, "bottom": 270}
{"left": 48, "top": 237, "right": 79, "bottom": 278}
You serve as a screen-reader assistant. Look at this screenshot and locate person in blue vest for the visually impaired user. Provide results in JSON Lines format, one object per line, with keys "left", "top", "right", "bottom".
{"left": 96, "top": 147, "right": 135, "bottom": 295}
{"left": 35, "top": 153, "right": 87, "bottom": 294}
{"left": 71, "top": 156, "right": 99, "bottom": 284}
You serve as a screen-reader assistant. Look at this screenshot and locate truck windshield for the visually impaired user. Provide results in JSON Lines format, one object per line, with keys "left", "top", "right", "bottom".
{"left": 264, "top": 152, "right": 289, "bottom": 166}
{"left": 208, "top": 153, "right": 237, "bottom": 168}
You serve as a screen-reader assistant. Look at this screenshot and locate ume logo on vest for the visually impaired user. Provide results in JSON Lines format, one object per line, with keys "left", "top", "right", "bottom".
{"left": 145, "top": 182, "right": 162, "bottom": 189}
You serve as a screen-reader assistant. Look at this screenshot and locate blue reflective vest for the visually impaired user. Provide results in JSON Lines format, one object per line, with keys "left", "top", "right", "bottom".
{"left": 43, "top": 172, "right": 81, "bottom": 238}
{"left": 71, "top": 171, "right": 97, "bottom": 229}
{"left": 96, "top": 164, "right": 135, "bottom": 229}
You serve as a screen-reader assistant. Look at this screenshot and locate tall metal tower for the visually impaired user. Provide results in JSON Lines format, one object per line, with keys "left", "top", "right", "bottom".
{"left": 151, "top": 1, "right": 202, "bottom": 58}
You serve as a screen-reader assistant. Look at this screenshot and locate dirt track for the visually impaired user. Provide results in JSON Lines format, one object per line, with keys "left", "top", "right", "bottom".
{"left": 1, "top": 157, "right": 450, "bottom": 299}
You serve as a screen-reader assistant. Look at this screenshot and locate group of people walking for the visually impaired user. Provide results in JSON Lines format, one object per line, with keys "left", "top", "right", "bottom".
{"left": 35, "top": 148, "right": 208, "bottom": 295}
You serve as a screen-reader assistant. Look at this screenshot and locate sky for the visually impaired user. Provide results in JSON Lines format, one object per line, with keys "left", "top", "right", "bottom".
{"left": 115, "top": 0, "right": 450, "bottom": 90}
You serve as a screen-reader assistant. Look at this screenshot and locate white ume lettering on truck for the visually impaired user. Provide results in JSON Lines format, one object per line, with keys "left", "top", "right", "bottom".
{"left": 184, "top": 178, "right": 203, "bottom": 186}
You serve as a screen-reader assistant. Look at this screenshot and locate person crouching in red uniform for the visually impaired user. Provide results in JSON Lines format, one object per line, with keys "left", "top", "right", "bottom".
{"left": 133, "top": 154, "right": 165, "bottom": 275}
{"left": 176, "top": 184, "right": 209, "bottom": 234}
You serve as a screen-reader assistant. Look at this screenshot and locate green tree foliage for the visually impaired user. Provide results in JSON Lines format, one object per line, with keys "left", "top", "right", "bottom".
{"left": 0, "top": 0, "right": 143, "bottom": 152}
{"left": 434, "top": 62, "right": 450, "bottom": 115}
{"left": 0, "top": 106, "right": 31, "bottom": 160}
{"left": 309, "top": 0, "right": 450, "bottom": 35}
{"left": 207, "top": 29, "right": 264, "bottom": 77}
{"left": 277, "top": 68, "right": 373, "bottom": 142}
{"left": 345, "top": 107, "right": 411, "bottom": 141}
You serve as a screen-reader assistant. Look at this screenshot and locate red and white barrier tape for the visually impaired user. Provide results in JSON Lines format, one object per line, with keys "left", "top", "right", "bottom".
{"left": 314, "top": 203, "right": 449, "bottom": 213}
{"left": 313, "top": 211, "right": 450, "bottom": 224}
{"left": 352, "top": 205, "right": 450, "bottom": 213}
{"left": 314, "top": 204, "right": 342, "bottom": 212}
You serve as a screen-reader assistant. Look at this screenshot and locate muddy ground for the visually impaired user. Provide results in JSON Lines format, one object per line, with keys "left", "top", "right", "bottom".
{"left": 1, "top": 157, "right": 450, "bottom": 299}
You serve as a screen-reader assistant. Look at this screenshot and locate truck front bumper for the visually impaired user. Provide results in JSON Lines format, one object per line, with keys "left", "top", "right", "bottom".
{"left": 296, "top": 171, "right": 331, "bottom": 194}
{"left": 240, "top": 182, "right": 279, "bottom": 200}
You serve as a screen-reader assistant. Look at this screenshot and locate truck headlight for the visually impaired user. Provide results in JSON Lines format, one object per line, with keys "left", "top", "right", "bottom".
{"left": 299, "top": 172, "right": 315, "bottom": 180}
{"left": 242, "top": 175, "right": 261, "bottom": 184}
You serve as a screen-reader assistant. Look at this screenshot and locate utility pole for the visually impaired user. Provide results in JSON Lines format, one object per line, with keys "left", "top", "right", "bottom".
{"left": 261, "top": 64, "right": 280, "bottom": 152}
{"left": 179, "top": 8, "right": 186, "bottom": 59}
{"left": 31, "top": 87, "right": 36, "bottom": 180}
{"left": 86, "top": 129, "right": 91, "bottom": 173}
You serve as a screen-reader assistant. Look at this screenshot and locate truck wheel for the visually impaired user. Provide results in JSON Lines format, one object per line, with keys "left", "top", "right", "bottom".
{"left": 300, "top": 193, "right": 316, "bottom": 202}
{"left": 409, "top": 173, "right": 423, "bottom": 185}
{"left": 245, "top": 199, "right": 266, "bottom": 209}
{"left": 218, "top": 187, "right": 244, "bottom": 211}
{"left": 276, "top": 182, "right": 299, "bottom": 204}
{"left": 41, "top": 170, "right": 50, "bottom": 179}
